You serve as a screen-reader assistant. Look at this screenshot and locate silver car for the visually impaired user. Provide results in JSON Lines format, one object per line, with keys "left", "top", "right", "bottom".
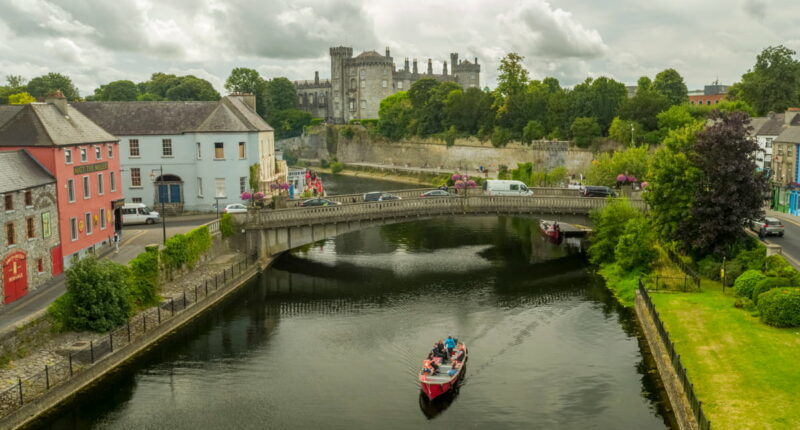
{"left": 751, "top": 217, "right": 785, "bottom": 237}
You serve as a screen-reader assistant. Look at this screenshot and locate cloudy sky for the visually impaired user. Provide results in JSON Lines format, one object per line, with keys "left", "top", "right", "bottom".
{"left": 0, "top": 0, "right": 798, "bottom": 96}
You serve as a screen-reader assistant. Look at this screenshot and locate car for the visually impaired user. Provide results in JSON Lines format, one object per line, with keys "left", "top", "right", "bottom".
{"left": 378, "top": 193, "right": 401, "bottom": 201}
{"left": 363, "top": 191, "right": 384, "bottom": 202}
{"left": 223, "top": 203, "right": 248, "bottom": 214}
{"left": 750, "top": 217, "right": 785, "bottom": 237}
{"left": 420, "top": 189, "right": 452, "bottom": 197}
{"left": 482, "top": 180, "right": 533, "bottom": 196}
{"left": 299, "top": 198, "right": 342, "bottom": 207}
{"left": 121, "top": 203, "right": 160, "bottom": 225}
{"left": 581, "top": 186, "right": 618, "bottom": 197}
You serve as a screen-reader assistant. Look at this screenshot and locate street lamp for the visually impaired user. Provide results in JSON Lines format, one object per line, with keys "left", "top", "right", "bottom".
{"left": 149, "top": 167, "right": 167, "bottom": 244}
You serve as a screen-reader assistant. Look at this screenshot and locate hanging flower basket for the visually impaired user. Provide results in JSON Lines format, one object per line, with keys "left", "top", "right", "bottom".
{"left": 627, "top": 175, "right": 637, "bottom": 183}
{"left": 466, "top": 180, "right": 477, "bottom": 188}
{"left": 641, "top": 181, "right": 649, "bottom": 189}
{"left": 240, "top": 192, "right": 252, "bottom": 200}
{"left": 616, "top": 173, "right": 627, "bottom": 183}
{"left": 254, "top": 192, "right": 266, "bottom": 200}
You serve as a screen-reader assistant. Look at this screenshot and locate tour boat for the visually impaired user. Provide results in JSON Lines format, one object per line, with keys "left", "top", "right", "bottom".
{"left": 539, "top": 220, "right": 563, "bottom": 243}
{"left": 419, "top": 344, "right": 468, "bottom": 401}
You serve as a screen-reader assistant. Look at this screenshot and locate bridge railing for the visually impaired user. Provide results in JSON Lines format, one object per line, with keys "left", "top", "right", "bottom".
{"left": 248, "top": 196, "right": 646, "bottom": 229}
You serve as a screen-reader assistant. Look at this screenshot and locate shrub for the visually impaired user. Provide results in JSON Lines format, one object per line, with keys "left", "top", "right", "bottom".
{"left": 589, "top": 198, "right": 642, "bottom": 266}
{"left": 757, "top": 288, "right": 800, "bottom": 327}
{"left": 753, "top": 277, "right": 792, "bottom": 304}
{"left": 220, "top": 213, "right": 235, "bottom": 238}
{"left": 185, "top": 226, "right": 212, "bottom": 266}
{"left": 722, "top": 261, "right": 743, "bottom": 287}
{"left": 161, "top": 233, "right": 190, "bottom": 270}
{"left": 128, "top": 248, "right": 160, "bottom": 308}
{"left": 320, "top": 158, "right": 330, "bottom": 168}
{"left": 764, "top": 255, "right": 800, "bottom": 285}
{"left": 734, "top": 241, "right": 766, "bottom": 271}
{"left": 614, "top": 217, "right": 657, "bottom": 271}
{"left": 491, "top": 127, "right": 512, "bottom": 147}
{"left": 697, "top": 255, "right": 721, "bottom": 280}
{"left": 330, "top": 160, "right": 344, "bottom": 174}
{"left": 734, "top": 270, "right": 767, "bottom": 299}
{"left": 340, "top": 126, "right": 355, "bottom": 140}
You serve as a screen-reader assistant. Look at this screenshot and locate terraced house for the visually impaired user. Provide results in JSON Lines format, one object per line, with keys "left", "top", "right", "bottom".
{"left": 74, "top": 94, "right": 283, "bottom": 213}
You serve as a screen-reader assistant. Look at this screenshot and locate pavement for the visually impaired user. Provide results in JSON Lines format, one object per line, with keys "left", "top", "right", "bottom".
{"left": 0, "top": 214, "right": 217, "bottom": 332}
{"left": 764, "top": 210, "right": 800, "bottom": 269}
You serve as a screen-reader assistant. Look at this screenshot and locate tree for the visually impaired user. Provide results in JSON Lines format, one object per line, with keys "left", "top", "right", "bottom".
{"left": 689, "top": 110, "right": 769, "bottom": 255}
{"left": 589, "top": 198, "right": 643, "bottom": 266}
{"left": 652, "top": 68, "right": 689, "bottom": 106}
{"left": 27, "top": 73, "right": 80, "bottom": 100}
{"left": 6, "top": 75, "right": 26, "bottom": 87}
{"left": 8, "top": 92, "right": 35, "bottom": 104}
{"left": 608, "top": 117, "right": 643, "bottom": 146}
{"left": 165, "top": 76, "right": 220, "bottom": 101}
{"left": 226, "top": 68, "right": 268, "bottom": 116}
{"left": 522, "top": 120, "right": 545, "bottom": 144}
{"left": 656, "top": 104, "right": 702, "bottom": 132}
{"left": 496, "top": 53, "right": 529, "bottom": 100}
{"left": 263, "top": 77, "right": 298, "bottom": 115}
{"left": 249, "top": 163, "right": 261, "bottom": 192}
{"left": 570, "top": 117, "right": 600, "bottom": 148}
{"left": 614, "top": 216, "right": 658, "bottom": 271}
{"left": 94, "top": 80, "right": 140, "bottom": 101}
{"left": 271, "top": 108, "right": 312, "bottom": 139}
{"left": 619, "top": 88, "right": 671, "bottom": 131}
{"left": 443, "top": 87, "right": 494, "bottom": 135}
{"left": 406, "top": 78, "right": 460, "bottom": 136}
{"left": 737, "top": 45, "right": 800, "bottom": 115}
{"left": 378, "top": 91, "right": 413, "bottom": 140}
{"left": 636, "top": 76, "right": 652, "bottom": 94}
{"left": 586, "top": 145, "right": 650, "bottom": 187}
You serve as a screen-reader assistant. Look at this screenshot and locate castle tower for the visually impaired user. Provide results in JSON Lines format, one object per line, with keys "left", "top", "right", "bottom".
{"left": 450, "top": 53, "right": 458, "bottom": 72}
{"left": 330, "top": 46, "right": 353, "bottom": 123}
{"left": 413, "top": 59, "right": 418, "bottom": 74}
{"left": 404, "top": 58, "right": 410, "bottom": 72}
{"left": 443, "top": 61, "right": 448, "bottom": 76}
{"left": 427, "top": 59, "right": 433, "bottom": 75}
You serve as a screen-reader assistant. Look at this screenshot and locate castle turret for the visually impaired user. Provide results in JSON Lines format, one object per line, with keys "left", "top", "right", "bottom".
{"left": 404, "top": 58, "right": 410, "bottom": 72}
{"left": 450, "top": 53, "right": 458, "bottom": 71}
{"left": 443, "top": 61, "right": 448, "bottom": 76}
{"left": 314, "top": 71, "right": 319, "bottom": 85}
{"left": 427, "top": 59, "right": 433, "bottom": 75}
{"left": 329, "top": 46, "right": 353, "bottom": 123}
{"left": 413, "top": 59, "right": 418, "bottom": 74}
{"left": 386, "top": 47, "right": 390, "bottom": 58}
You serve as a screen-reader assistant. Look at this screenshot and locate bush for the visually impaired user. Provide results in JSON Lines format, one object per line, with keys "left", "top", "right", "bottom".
{"left": 128, "top": 248, "right": 160, "bottom": 309}
{"left": 220, "top": 213, "right": 235, "bottom": 238}
{"left": 764, "top": 255, "right": 800, "bottom": 284}
{"left": 722, "top": 261, "right": 743, "bottom": 287}
{"left": 161, "top": 233, "right": 190, "bottom": 270}
{"left": 589, "top": 198, "right": 642, "bottom": 266}
{"left": 734, "top": 241, "right": 766, "bottom": 271}
{"left": 330, "top": 160, "right": 344, "bottom": 174}
{"left": 734, "top": 270, "right": 767, "bottom": 299}
{"left": 614, "top": 217, "right": 657, "bottom": 271}
{"left": 757, "top": 288, "right": 800, "bottom": 327}
{"left": 320, "top": 158, "right": 330, "bottom": 168}
{"left": 753, "top": 277, "right": 792, "bottom": 304}
{"left": 185, "top": 226, "right": 212, "bottom": 266}
{"left": 340, "top": 126, "right": 355, "bottom": 140}
{"left": 697, "top": 255, "right": 721, "bottom": 280}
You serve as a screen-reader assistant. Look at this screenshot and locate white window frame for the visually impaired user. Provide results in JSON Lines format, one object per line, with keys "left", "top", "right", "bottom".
{"left": 95, "top": 146, "right": 102, "bottom": 160}
{"left": 197, "top": 177, "right": 204, "bottom": 197}
{"left": 65, "top": 149, "right": 73, "bottom": 164}
{"left": 162, "top": 139, "right": 173, "bottom": 157}
{"left": 238, "top": 142, "right": 246, "bottom": 159}
{"left": 97, "top": 173, "right": 104, "bottom": 195}
{"left": 100, "top": 208, "right": 107, "bottom": 230}
{"left": 80, "top": 147, "right": 87, "bottom": 162}
{"left": 108, "top": 145, "right": 114, "bottom": 158}
{"left": 382, "top": 80, "right": 387, "bottom": 88}
{"left": 240, "top": 176, "right": 247, "bottom": 193}
{"left": 196, "top": 142, "right": 202, "bottom": 159}
{"left": 84, "top": 212, "right": 92, "bottom": 235}
{"left": 214, "top": 142, "right": 224, "bottom": 160}
{"left": 215, "top": 178, "right": 226, "bottom": 198}
{"left": 82, "top": 176, "right": 90, "bottom": 199}
{"left": 70, "top": 217, "right": 78, "bottom": 241}
{"left": 130, "top": 168, "right": 142, "bottom": 187}
{"left": 129, "top": 139, "right": 140, "bottom": 157}
{"left": 110, "top": 171, "right": 116, "bottom": 192}
{"left": 67, "top": 179, "right": 75, "bottom": 202}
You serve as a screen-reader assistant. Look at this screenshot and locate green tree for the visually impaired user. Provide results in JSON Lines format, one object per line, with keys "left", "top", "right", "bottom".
{"left": 738, "top": 45, "right": 800, "bottom": 115}
{"left": 586, "top": 145, "right": 650, "bottom": 187}
{"left": 570, "top": 117, "right": 600, "bottom": 148}
{"left": 407, "top": 78, "right": 460, "bottom": 135}
{"left": 589, "top": 198, "right": 643, "bottom": 266}
{"left": 656, "top": 104, "right": 703, "bottom": 132}
{"left": 522, "top": 120, "right": 545, "bottom": 144}
{"left": 608, "top": 117, "right": 643, "bottom": 146}
{"left": 8, "top": 92, "right": 35, "bottom": 104}
{"left": 614, "top": 216, "right": 658, "bottom": 271}
{"left": 496, "top": 53, "right": 529, "bottom": 100}
{"left": 652, "top": 68, "right": 689, "bottom": 106}
{"left": 271, "top": 108, "right": 312, "bottom": 139}
{"left": 249, "top": 163, "right": 261, "bottom": 192}
{"left": 165, "top": 76, "right": 220, "bottom": 101}
{"left": 27, "top": 73, "right": 80, "bottom": 100}
{"left": 225, "top": 68, "right": 268, "bottom": 116}
{"left": 6, "top": 75, "right": 26, "bottom": 88}
{"left": 443, "top": 87, "right": 494, "bottom": 135}
{"left": 137, "top": 92, "right": 165, "bottom": 101}
{"left": 619, "top": 88, "right": 671, "bottom": 131}
{"left": 636, "top": 76, "right": 652, "bottom": 94}
{"left": 378, "top": 91, "right": 413, "bottom": 140}
{"left": 263, "top": 77, "right": 299, "bottom": 115}
{"left": 93, "top": 80, "right": 140, "bottom": 101}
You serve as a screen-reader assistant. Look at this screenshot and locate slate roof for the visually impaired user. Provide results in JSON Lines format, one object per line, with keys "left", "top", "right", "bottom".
{"left": 0, "top": 150, "right": 55, "bottom": 193}
{"left": 72, "top": 96, "right": 273, "bottom": 136}
{"left": 356, "top": 50, "right": 382, "bottom": 58}
{"left": 774, "top": 126, "right": 800, "bottom": 144}
{"left": 755, "top": 113, "right": 786, "bottom": 136}
{"left": 0, "top": 103, "right": 117, "bottom": 147}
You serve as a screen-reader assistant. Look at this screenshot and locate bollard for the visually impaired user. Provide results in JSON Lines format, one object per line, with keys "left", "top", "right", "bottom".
{"left": 143, "top": 312, "right": 147, "bottom": 332}
{"left": 195, "top": 286, "right": 198, "bottom": 303}
{"left": 69, "top": 353, "right": 73, "bottom": 377}
{"left": 45, "top": 365, "right": 49, "bottom": 390}
{"left": 183, "top": 291, "right": 187, "bottom": 308}
{"left": 215, "top": 274, "right": 218, "bottom": 289}
{"left": 205, "top": 279, "right": 208, "bottom": 296}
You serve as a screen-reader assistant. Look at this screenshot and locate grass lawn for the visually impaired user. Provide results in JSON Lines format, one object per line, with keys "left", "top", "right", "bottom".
{"left": 650, "top": 280, "right": 800, "bottom": 430}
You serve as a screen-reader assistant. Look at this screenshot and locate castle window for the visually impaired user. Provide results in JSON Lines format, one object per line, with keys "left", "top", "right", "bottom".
{"left": 361, "top": 100, "right": 366, "bottom": 110}
{"left": 350, "top": 78, "right": 356, "bottom": 88}
{"left": 360, "top": 79, "right": 365, "bottom": 88}
{"left": 349, "top": 101, "right": 355, "bottom": 111}
{"left": 298, "top": 96, "right": 303, "bottom": 105}
{"left": 398, "top": 81, "right": 403, "bottom": 89}
{"left": 382, "top": 80, "right": 387, "bottom": 88}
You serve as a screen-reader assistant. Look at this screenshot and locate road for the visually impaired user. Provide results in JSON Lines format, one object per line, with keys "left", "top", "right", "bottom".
{"left": 765, "top": 211, "right": 800, "bottom": 270}
{"left": 0, "top": 214, "right": 217, "bottom": 332}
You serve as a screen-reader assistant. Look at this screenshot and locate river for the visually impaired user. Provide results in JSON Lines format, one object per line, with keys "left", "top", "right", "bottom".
{"left": 32, "top": 175, "right": 674, "bottom": 429}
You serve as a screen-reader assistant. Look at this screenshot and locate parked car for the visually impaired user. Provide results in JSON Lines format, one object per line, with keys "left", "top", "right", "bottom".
{"left": 420, "top": 190, "right": 452, "bottom": 197}
{"left": 363, "top": 191, "right": 384, "bottom": 202}
{"left": 482, "top": 180, "right": 533, "bottom": 196}
{"left": 121, "top": 203, "right": 160, "bottom": 225}
{"left": 223, "top": 203, "right": 248, "bottom": 214}
{"left": 378, "top": 193, "right": 401, "bottom": 201}
{"left": 299, "top": 198, "right": 341, "bottom": 207}
{"left": 750, "top": 217, "right": 785, "bottom": 237}
{"left": 581, "top": 186, "right": 617, "bottom": 197}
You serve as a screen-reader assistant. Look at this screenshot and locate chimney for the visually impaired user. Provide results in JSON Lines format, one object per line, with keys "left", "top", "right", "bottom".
{"left": 315, "top": 71, "right": 320, "bottom": 85}
{"left": 474, "top": 57, "right": 478, "bottom": 65}
{"left": 229, "top": 92, "right": 256, "bottom": 111}
{"left": 46, "top": 90, "right": 68, "bottom": 116}
{"left": 443, "top": 61, "right": 448, "bottom": 76}
{"left": 386, "top": 47, "right": 391, "bottom": 58}
{"left": 404, "top": 58, "right": 410, "bottom": 72}
{"left": 413, "top": 59, "right": 418, "bottom": 74}
{"left": 427, "top": 59, "right": 433, "bottom": 75}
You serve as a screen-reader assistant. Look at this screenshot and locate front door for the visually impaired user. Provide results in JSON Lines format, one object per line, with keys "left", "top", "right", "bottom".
{"left": 51, "top": 245, "right": 63, "bottom": 276}
{"left": 3, "top": 252, "right": 28, "bottom": 304}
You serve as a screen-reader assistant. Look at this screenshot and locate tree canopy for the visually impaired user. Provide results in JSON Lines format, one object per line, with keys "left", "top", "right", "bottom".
{"left": 736, "top": 45, "right": 800, "bottom": 115}
{"left": 27, "top": 73, "right": 80, "bottom": 100}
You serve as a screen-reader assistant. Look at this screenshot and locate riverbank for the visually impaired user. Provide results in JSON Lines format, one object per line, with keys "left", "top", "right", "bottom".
{"left": 312, "top": 165, "right": 444, "bottom": 187}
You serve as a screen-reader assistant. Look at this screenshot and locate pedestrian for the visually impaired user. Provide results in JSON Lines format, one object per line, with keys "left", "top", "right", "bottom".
{"left": 112, "top": 232, "right": 120, "bottom": 253}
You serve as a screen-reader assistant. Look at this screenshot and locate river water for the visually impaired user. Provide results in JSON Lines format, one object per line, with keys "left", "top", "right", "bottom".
{"left": 33, "top": 175, "right": 674, "bottom": 430}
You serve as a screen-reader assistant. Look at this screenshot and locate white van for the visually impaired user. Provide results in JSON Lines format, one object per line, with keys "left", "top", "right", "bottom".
{"left": 121, "top": 203, "right": 161, "bottom": 225}
{"left": 482, "top": 180, "right": 534, "bottom": 196}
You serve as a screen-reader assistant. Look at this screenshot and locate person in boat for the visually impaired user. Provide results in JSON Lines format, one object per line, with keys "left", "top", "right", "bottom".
{"left": 444, "top": 336, "right": 457, "bottom": 358}
{"left": 453, "top": 343, "right": 466, "bottom": 368}
{"left": 426, "top": 352, "right": 440, "bottom": 372}
{"left": 432, "top": 341, "right": 447, "bottom": 362}
{"left": 553, "top": 221, "right": 560, "bottom": 232}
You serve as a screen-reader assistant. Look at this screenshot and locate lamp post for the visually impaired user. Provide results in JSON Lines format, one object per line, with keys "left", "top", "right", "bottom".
{"left": 149, "top": 167, "right": 167, "bottom": 244}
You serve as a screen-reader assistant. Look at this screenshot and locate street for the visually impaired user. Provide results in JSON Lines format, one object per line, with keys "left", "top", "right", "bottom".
{"left": 0, "top": 214, "right": 217, "bottom": 332}
{"left": 765, "top": 211, "right": 800, "bottom": 270}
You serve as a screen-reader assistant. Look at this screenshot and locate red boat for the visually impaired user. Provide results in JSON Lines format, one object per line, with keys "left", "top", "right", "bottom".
{"left": 539, "top": 220, "right": 563, "bottom": 243}
{"left": 419, "top": 344, "right": 468, "bottom": 401}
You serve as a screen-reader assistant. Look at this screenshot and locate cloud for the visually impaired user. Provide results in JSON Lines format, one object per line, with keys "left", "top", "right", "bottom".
{"left": 743, "top": 0, "right": 766, "bottom": 22}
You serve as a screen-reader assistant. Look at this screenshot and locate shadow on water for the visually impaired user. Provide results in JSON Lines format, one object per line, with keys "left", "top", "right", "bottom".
{"left": 417, "top": 367, "right": 467, "bottom": 420}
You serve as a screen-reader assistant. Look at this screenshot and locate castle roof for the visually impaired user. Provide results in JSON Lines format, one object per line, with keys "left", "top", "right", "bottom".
{"left": 356, "top": 50, "right": 383, "bottom": 58}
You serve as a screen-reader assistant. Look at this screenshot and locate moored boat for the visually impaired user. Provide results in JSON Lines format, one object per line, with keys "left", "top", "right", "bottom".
{"left": 419, "top": 343, "right": 468, "bottom": 401}
{"left": 539, "top": 220, "right": 563, "bottom": 243}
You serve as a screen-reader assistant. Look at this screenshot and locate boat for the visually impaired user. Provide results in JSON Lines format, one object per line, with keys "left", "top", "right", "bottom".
{"left": 539, "top": 220, "right": 563, "bottom": 243}
{"left": 419, "top": 344, "right": 468, "bottom": 401}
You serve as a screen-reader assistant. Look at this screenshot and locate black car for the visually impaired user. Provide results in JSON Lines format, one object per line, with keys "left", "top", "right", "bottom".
{"left": 299, "top": 198, "right": 341, "bottom": 207}
{"left": 581, "top": 186, "right": 617, "bottom": 197}
{"left": 420, "top": 190, "right": 452, "bottom": 197}
{"left": 363, "top": 191, "right": 384, "bottom": 202}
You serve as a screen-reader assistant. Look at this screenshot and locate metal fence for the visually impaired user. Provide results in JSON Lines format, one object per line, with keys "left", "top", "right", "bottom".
{"left": 665, "top": 247, "right": 701, "bottom": 286}
{"left": 643, "top": 274, "right": 700, "bottom": 292}
{"left": 638, "top": 280, "right": 711, "bottom": 430}
{"left": 0, "top": 254, "right": 257, "bottom": 420}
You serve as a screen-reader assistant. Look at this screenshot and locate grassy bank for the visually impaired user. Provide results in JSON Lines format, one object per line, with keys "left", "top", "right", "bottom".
{"left": 311, "top": 165, "right": 440, "bottom": 186}
{"left": 650, "top": 280, "right": 800, "bottom": 429}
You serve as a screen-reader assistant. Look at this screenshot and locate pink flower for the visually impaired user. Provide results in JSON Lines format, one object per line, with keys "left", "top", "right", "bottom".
{"left": 240, "top": 192, "right": 252, "bottom": 200}
{"left": 254, "top": 192, "right": 266, "bottom": 200}
{"left": 616, "top": 174, "right": 627, "bottom": 183}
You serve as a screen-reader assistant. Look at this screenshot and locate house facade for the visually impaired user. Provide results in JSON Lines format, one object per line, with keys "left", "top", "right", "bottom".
{"left": 0, "top": 93, "right": 123, "bottom": 269}
{"left": 74, "top": 94, "right": 281, "bottom": 213}
{"left": 0, "top": 150, "right": 60, "bottom": 305}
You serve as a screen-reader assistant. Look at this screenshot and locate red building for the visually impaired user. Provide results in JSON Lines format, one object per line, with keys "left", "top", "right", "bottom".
{"left": 0, "top": 93, "right": 123, "bottom": 269}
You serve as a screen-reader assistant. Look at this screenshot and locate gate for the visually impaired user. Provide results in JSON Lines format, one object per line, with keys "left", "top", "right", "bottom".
{"left": 3, "top": 251, "right": 28, "bottom": 304}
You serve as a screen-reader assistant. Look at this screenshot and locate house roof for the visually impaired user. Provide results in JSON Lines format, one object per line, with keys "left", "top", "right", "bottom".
{"left": 756, "top": 113, "right": 786, "bottom": 136}
{"left": 774, "top": 126, "right": 800, "bottom": 144}
{"left": 0, "top": 150, "right": 55, "bottom": 193}
{"left": 0, "top": 103, "right": 117, "bottom": 147}
{"left": 72, "top": 96, "right": 272, "bottom": 136}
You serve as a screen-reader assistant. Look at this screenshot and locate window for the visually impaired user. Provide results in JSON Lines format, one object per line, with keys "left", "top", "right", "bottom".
{"left": 26, "top": 217, "right": 34, "bottom": 238}
{"left": 41, "top": 212, "right": 51, "bottom": 238}
{"left": 238, "top": 142, "right": 246, "bottom": 159}
{"left": 215, "top": 178, "right": 226, "bottom": 197}
{"left": 382, "top": 80, "right": 387, "bottom": 88}
{"left": 766, "top": 138, "right": 773, "bottom": 148}
{"left": 70, "top": 218, "right": 77, "bottom": 241}
{"left": 82, "top": 176, "right": 90, "bottom": 198}
{"left": 24, "top": 191, "right": 32, "bottom": 207}
{"left": 240, "top": 177, "right": 247, "bottom": 193}
{"left": 349, "top": 101, "right": 355, "bottom": 111}
{"left": 100, "top": 208, "right": 106, "bottom": 230}
{"left": 4, "top": 195, "right": 12, "bottom": 211}
{"left": 97, "top": 173, "right": 104, "bottom": 195}
{"left": 65, "top": 149, "right": 73, "bottom": 164}
{"left": 37, "top": 258, "right": 43, "bottom": 273}
{"left": 80, "top": 147, "right": 87, "bottom": 162}
{"left": 360, "top": 79, "right": 366, "bottom": 88}
{"left": 214, "top": 142, "right": 224, "bottom": 159}
{"left": 197, "top": 178, "right": 204, "bottom": 197}
{"left": 350, "top": 78, "right": 356, "bottom": 88}
{"left": 85, "top": 212, "right": 92, "bottom": 235}
{"left": 110, "top": 171, "right": 116, "bottom": 192}
{"left": 398, "top": 81, "right": 403, "bottom": 89}
{"left": 108, "top": 145, "right": 113, "bottom": 158}
{"left": 67, "top": 179, "right": 75, "bottom": 202}
{"left": 196, "top": 142, "right": 202, "bottom": 159}
{"left": 132, "top": 197, "right": 142, "bottom": 203}
{"left": 129, "top": 139, "right": 140, "bottom": 157}
{"left": 361, "top": 100, "right": 366, "bottom": 110}
{"left": 130, "top": 168, "right": 141, "bottom": 187}
{"left": 162, "top": 139, "right": 173, "bottom": 157}
{"left": 95, "top": 146, "right": 102, "bottom": 160}
{"left": 5, "top": 223, "right": 15, "bottom": 245}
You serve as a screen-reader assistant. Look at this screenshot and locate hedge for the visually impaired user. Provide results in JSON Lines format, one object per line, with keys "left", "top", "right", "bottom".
{"left": 734, "top": 270, "right": 767, "bottom": 299}
{"left": 128, "top": 247, "right": 160, "bottom": 308}
{"left": 757, "top": 288, "right": 800, "bottom": 327}
{"left": 220, "top": 213, "right": 235, "bottom": 238}
{"left": 753, "top": 277, "right": 792, "bottom": 304}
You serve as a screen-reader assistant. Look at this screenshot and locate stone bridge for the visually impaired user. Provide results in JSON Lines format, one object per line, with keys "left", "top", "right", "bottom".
{"left": 243, "top": 195, "right": 646, "bottom": 259}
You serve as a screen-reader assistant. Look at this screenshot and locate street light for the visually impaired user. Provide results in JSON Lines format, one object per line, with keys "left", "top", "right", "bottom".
{"left": 149, "top": 167, "right": 167, "bottom": 244}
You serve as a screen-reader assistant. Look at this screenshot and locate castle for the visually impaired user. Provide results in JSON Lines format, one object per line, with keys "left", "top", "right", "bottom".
{"left": 294, "top": 46, "right": 481, "bottom": 124}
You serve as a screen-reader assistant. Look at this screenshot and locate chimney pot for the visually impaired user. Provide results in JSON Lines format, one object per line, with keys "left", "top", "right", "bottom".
{"left": 45, "top": 90, "right": 68, "bottom": 116}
